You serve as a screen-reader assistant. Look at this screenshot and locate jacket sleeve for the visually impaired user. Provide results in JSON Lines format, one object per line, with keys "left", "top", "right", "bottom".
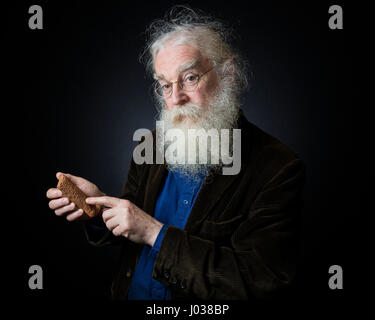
{"left": 83, "top": 156, "right": 141, "bottom": 247}
{"left": 152, "top": 158, "right": 305, "bottom": 299}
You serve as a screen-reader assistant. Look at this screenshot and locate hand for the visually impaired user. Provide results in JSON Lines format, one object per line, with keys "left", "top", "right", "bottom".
{"left": 46, "top": 172, "right": 105, "bottom": 221}
{"left": 86, "top": 196, "right": 163, "bottom": 246}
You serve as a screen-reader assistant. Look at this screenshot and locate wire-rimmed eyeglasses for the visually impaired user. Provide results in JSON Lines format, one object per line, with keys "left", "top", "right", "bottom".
{"left": 154, "top": 65, "right": 217, "bottom": 98}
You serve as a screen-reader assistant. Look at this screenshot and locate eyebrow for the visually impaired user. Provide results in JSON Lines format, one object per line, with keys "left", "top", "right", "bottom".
{"left": 153, "top": 58, "right": 199, "bottom": 81}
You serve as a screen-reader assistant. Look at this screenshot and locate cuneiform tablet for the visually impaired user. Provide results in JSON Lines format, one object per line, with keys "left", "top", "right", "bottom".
{"left": 57, "top": 174, "right": 98, "bottom": 217}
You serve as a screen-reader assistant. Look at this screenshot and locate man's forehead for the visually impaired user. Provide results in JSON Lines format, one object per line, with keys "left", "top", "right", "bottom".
{"left": 153, "top": 58, "right": 200, "bottom": 80}
{"left": 153, "top": 44, "right": 207, "bottom": 80}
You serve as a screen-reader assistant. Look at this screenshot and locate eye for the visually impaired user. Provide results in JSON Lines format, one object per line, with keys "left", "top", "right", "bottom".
{"left": 184, "top": 74, "right": 199, "bottom": 83}
{"left": 161, "top": 83, "right": 171, "bottom": 91}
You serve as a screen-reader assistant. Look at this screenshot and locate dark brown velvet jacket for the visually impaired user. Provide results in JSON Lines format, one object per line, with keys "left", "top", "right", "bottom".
{"left": 85, "top": 112, "right": 305, "bottom": 300}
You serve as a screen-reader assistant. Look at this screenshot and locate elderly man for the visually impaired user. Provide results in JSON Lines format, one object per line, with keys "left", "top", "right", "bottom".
{"left": 46, "top": 7, "right": 305, "bottom": 300}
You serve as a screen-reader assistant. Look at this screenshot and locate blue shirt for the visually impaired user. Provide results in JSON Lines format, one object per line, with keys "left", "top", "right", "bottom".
{"left": 127, "top": 170, "right": 205, "bottom": 300}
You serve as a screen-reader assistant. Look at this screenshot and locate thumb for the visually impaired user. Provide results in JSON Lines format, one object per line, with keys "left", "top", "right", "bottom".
{"left": 56, "top": 172, "right": 82, "bottom": 184}
{"left": 56, "top": 172, "right": 64, "bottom": 180}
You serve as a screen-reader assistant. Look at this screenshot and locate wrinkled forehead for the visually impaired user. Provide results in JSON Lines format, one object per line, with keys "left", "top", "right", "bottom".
{"left": 153, "top": 44, "right": 211, "bottom": 81}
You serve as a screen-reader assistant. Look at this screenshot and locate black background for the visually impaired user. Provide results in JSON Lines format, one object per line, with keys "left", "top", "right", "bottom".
{"left": 7, "top": 0, "right": 352, "bottom": 312}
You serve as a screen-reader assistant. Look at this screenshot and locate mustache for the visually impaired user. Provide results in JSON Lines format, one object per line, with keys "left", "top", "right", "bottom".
{"left": 161, "top": 103, "right": 206, "bottom": 127}
{"left": 170, "top": 104, "right": 203, "bottom": 121}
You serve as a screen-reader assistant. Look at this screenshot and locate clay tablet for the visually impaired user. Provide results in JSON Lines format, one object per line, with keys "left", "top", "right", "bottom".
{"left": 57, "top": 174, "right": 98, "bottom": 218}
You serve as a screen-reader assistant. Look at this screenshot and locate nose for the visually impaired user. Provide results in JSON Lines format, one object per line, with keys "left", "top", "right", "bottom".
{"left": 170, "top": 82, "right": 189, "bottom": 106}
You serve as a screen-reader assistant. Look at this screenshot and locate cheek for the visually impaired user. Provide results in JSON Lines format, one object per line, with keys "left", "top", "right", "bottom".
{"left": 164, "top": 99, "right": 174, "bottom": 110}
{"left": 205, "top": 74, "right": 220, "bottom": 93}
{"left": 192, "top": 87, "right": 210, "bottom": 106}
{"left": 196, "top": 76, "right": 219, "bottom": 105}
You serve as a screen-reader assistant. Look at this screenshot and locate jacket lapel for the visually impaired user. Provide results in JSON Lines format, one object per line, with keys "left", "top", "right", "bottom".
{"left": 184, "top": 171, "right": 240, "bottom": 233}
{"left": 184, "top": 111, "right": 253, "bottom": 232}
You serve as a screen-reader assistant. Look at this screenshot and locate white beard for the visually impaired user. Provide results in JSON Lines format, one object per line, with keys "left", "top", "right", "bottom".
{"left": 157, "top": 82, "right": 240, "bottom": 180}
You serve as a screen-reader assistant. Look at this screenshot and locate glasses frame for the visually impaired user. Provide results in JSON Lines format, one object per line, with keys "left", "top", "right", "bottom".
{"left": 154, "top": 64, "right": 217, "bottom": 98}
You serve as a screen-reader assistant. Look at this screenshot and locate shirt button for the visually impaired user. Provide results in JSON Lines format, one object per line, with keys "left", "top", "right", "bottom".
{"left": 180, "top": 279, "right": 186, "bottom": 289}
{"left": 183, "top": 200, "right": 189, "bottom": 204}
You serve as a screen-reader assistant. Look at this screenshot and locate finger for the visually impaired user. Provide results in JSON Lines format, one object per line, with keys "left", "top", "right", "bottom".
{"left": 54, "top": 202, "right": 76, "bottom": 216}
{"left": 64, "top": 173, "right": 84, "bottom": 185}
{"left": 105, "top": 216, "right": 121, "bottom": 231}
{"left": 66, "top": 209, "right": 84, "bottom": 221}
{"left": 112, "top": 225, "right": 123, "bottom": 237}
{"left": 102, "top": 208, "right": 118, "bottom": 223}
{"left": 57, "top": 172, "right": 83, "bottom": 185}
{"left": 86, "top": 196, "right": 120, "bottom": 208}
{"left": 49, "top": 197, "right": 69, "bottom": 210}
{"left": 46, "top": 188, "right": 62, "bottom": 199}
